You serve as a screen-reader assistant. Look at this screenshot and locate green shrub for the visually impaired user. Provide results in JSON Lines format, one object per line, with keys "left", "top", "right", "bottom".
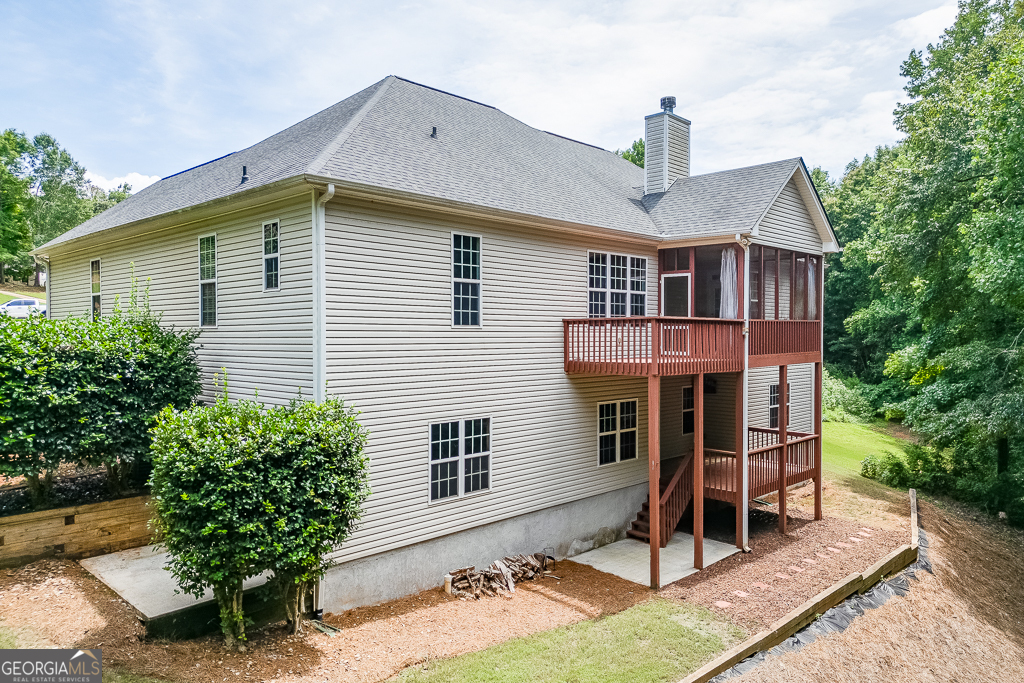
{"left": 149, "top": 392, "right": 370, "bottom": 650}
{"left": 0, "top": 296, "right": 200, "bottom": 506}
{"left": 822, "top": 367, "right": 874, "bottom": 422}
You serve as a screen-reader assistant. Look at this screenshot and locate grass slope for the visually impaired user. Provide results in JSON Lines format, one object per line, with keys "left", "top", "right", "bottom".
{"left": 397, "top": 599, "right": 743, "bottom": 683}
{"left": 0, "top": 293, "right": 15, "bottom": 305}
{"left": 822, "top": 421, "right": 908, "bottom": 478}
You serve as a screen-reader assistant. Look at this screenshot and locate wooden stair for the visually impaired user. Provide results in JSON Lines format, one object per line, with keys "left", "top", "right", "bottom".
{"left": 626, "top": 452, "right": 694, "bottom": 548}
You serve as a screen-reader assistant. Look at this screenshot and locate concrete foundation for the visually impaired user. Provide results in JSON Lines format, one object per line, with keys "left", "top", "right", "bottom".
{"left": 319, "top": 482, "right": 647, "bottom": 613}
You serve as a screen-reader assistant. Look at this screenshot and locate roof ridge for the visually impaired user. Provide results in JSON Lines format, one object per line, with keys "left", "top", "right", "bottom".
{"left": 392, "top": 76, "right": 498, "bottom": 110}
{"left": 686, "top": 157, "right": 800, "bottom": 180}
{"left": 306, "top": 76, "right": 396, "bottom": 176}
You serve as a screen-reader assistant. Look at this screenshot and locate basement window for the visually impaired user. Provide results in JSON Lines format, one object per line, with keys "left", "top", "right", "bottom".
{"left": 598, "top": 400, "right": 638, "bottom": 465}
{"left": 429, "top": 417, "right": 491, "bottom": 501}
{"left": 769, "top": 382, "right": 791, "bottom": 429}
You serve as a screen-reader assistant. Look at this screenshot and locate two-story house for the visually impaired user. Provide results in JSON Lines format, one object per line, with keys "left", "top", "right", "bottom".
{"left": 33, "top": 76, "right": 838, "bottom": 611}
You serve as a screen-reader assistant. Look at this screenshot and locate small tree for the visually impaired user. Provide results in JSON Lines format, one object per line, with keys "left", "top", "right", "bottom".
{"left": 149, "top": 391, "right": 370, "bottom": 650}
{"left": 0, "top": 291, "right": 201, "bottom": 506}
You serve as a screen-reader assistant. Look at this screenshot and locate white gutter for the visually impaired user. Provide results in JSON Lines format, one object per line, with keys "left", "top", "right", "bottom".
{"left": 312, "top": 184, "right": 335, "bottom": 404}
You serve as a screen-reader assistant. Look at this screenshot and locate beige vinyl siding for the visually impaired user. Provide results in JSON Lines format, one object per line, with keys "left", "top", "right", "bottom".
{"left": 645, "top": 115, "right": 666, "bottom": 194}
{"left": 667, "top": 115, "right": 690, "bottom": 182}
{"left": 755, "top": 179, "right": 823, "bottom": 255}
{"left": 47, "top": 195, "right": 314, "bottom": 404}
{"left": 761, "top": 251, "right": 792, "bottom": 320}
{"left": 660, "top": 375, "right": 693, "bottom": 461}
{"left": 748, "top": 364, "right": 814, "bottom": 434}
{"left": 703, "top": 373, "right": 737, "bottom": 451}
{"left": 321, "top": 199, "right": 658, "bottom": 563}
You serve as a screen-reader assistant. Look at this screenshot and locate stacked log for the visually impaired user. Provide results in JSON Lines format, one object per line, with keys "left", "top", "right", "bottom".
{"left": 445, "top": 553, "right": 556, "bottom": 599}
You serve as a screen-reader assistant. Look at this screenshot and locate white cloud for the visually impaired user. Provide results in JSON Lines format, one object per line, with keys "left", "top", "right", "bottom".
{"left": 85, "top": 171, "right": 162, "bottom": 193}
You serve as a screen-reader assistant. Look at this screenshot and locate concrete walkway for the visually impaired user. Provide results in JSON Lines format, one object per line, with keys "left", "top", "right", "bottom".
{"left": 571, "top": 531, "right": 740, "bottom": 586}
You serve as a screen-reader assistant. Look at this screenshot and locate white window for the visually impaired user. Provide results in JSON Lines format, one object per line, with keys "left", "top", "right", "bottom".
{"left": 429, "top": 417, "right": 491, "bottom": 501}
{"left": 199, "top": 235, "right": 217, "bottom": 327}
{"left": 588, "top": 252, "right": 647, "bottom": 318}
{"left": 598, "top": 400, "right": 638, "bottom": 465}
{"left": 682, "top": 386, "right": 694, "bottom": 435}
{"left": 90, "top": 259, "right": 101, "bottom": 320}
{"left": 263, "top": 220, "right": 280, "bottom": 291}
{"left": 769, "top": 382, "right": 791, "bottom": 429}
{"left": 452, "top": 233, "right": 481, "bottom": 326}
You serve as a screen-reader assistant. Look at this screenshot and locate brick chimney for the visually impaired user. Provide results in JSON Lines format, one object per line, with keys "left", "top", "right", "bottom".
{"left": 644, "top": 96, "right": 691, "bottom": 195}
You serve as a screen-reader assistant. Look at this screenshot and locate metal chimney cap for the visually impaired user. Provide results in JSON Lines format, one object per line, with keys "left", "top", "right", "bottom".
{"left": 660, "top": 96, "right": 676, "bottom": 113}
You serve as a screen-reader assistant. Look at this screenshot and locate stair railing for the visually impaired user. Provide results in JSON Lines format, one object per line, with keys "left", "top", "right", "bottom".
{"left": 658, "top": 451, "right": 694, "bottom": 549}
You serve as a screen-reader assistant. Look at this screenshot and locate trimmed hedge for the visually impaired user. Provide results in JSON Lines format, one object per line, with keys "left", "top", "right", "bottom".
{"left": 149, "top": 394, "right": 370, "bottom": 650}
{"left": 0, "top": 303, "right": 201, "bottom": 505}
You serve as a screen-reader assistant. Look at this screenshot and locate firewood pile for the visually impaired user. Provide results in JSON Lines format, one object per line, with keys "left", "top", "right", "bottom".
{"left": 445, "top": 553, "right": 557, "bottom": 600}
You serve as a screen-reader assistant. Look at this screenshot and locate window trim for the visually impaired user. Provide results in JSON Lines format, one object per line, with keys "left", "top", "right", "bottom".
{"left": 682, "top": 385, "right": 695, "bottom": 435}
{"left": 198, "top": 233, "right": 218, "bottom": 328}
{"left": 660, "top": 272, "right": 691, "bottom": 317}
{"left": 769, "top": 382, "right": 791, "bottom": 429}
{"left": 587, "top": 250, "right": 648, "bottom": 318}
{"left": 89, "top": 258, "right": 101, "bottom": 320}
{"left": 451, "top": 231, "right": 483, "bottom": 328}
{"left": 597, "top": 398, "right": 640, "bottom": 466}
{"left": 262, "top": 219, "right": 281, "bottom": 292}
{"left": 427, "top": 415, "right": 493, "bottom": 504}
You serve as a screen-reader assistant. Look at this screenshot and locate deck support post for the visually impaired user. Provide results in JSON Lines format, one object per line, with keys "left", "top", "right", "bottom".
{"left": 814, "top": 361, "right": 823, "bottom": 520}
{"left": 648, "top": 373, "right": 661, "bottom": 589}
{"left": 734, "top": 371, "right": 745, "bottom": 549}
{"left": 694, "top": 372, "right": 705, "bottom": 570}
{"left": 778, "top": 364, "right": 788, "bottom": 534}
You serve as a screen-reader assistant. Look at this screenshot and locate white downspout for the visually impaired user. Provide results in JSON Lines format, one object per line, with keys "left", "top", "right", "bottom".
{"left": 37, "top": 256, "right": 51, "bottom": 318}
{"left": 740, "top": 237, "right": 751, "bottom": 551}
{"left": 313, "top": 184, "right": 335, "bottom": 404}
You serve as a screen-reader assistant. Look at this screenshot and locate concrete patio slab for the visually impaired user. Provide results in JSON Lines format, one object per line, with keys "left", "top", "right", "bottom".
{"left": 80, "top": 544, "right": 277, "bottom": 639}
{"left": 570, "top": 531, "right": 740, "bottom": 586}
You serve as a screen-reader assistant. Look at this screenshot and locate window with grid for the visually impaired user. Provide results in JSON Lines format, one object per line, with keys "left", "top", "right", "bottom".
{"left": 598, "top": 400, "right": 638, "bottom": 465}
{"left": 453, "top": 234, "right": 481, "bottom": 325}
{"left": 682, "top": 386, "right": 695, "bottom": 435}
{"left": 588, "top": 252, "right": 646, "bottom": 318}
{"left": 769, "top": 382, "right": 791, "bottom": 429}
{"left": 90, "top": 259, "right": 101, "bottom": 320}
{"left": 430, "top": 417, "right": 491, "bottom": 501}
{"left": 263, "top": 221, "right": 280, "bottom": 290}
{"left": 199, "top": 235, "right": 217, "bottom": 327}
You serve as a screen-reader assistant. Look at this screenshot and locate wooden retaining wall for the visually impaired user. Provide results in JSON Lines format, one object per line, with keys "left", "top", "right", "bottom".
{"left": 0, "top": 496, "right": 154, "bottom": 568}
{"left": 681, "top": 489, "right": 921, "bottom": 683}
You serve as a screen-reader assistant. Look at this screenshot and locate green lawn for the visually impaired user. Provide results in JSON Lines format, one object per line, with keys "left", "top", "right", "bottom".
{"left": 822, "top": 421, "right": 908, "bottom": 478}
{"left": 0, "top": 293, "right": 15, "bottom": 305}
{"left": 397, "top": 599, "right": 743, "bottom": 683}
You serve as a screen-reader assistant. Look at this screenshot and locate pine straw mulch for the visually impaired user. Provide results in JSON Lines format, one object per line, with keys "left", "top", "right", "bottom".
{"left": 731, "top": 500, "right": 1024, "bottom": 682}
{"left": 660, "top": 503, "right": 907, "bottom": 631}
{"left": 0, "top": 556, "right": 650, "bottom": 683}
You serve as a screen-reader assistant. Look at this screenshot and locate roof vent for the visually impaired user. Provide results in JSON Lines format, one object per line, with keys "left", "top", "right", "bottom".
{"left": 660, "top": 96, "right": 676, "bottom": 113}
{"left": 241, "top": 165, "right": 249, "bottom": 183}
{"left": 430, "top": 126, "right": 437, "bottom": 138}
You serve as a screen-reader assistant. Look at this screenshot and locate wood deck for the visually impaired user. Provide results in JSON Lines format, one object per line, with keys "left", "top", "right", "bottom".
{"left": 563, "top": 317, "right": 820, "bottom": 375}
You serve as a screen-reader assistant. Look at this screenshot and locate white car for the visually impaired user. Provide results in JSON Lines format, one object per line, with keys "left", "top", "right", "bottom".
{"left": 0, "top": 298, "right": 46, "bottom": 318}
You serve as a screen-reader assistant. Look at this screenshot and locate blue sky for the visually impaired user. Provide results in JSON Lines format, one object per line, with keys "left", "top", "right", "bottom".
{"left": 2, "top": 0, "right": 957, "bottom": 192}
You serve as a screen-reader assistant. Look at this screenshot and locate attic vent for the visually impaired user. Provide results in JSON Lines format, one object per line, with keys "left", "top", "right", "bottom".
{"left": 660, "top": 96, "right": 676, "bottom": 113}
{"left": 430, "top": 126, "right": 437, "bottom": 138}
{"left": 241, "top": 165, "right": 249, "bottom": 183}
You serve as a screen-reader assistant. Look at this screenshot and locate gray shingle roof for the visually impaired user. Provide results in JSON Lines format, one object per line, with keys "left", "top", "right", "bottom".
{"left": 38, "top": 76, "right": 813, "bottom": 252}
{"left": 643, "top": 158, "right": 801, "bottom": 239}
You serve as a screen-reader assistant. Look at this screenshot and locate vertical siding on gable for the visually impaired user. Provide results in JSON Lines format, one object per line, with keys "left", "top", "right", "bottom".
{"left": 645, "top": 115, "right": 666, "bottom": 194}
{"left": 322, "top": 200, "right": 659, "bottom": 563}
{"left": 47, "top": 195, "right": 315, "bottom": 404}
{"left": 748, "top": 364, "right": 813, "bottom": 434}
{"left": 666, "top": 116, "right": 690, "bottom": 182}
{"left": 755, "top": 179, "right": 823, "bottom": 255}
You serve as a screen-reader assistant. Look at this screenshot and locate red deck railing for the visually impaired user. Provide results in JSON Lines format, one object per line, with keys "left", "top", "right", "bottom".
{"left": 563, "top": 317, "right": 744, "bottom": 376}
{"left": 748, "top": 319, "right": 821, "bottom": 365}
{"left": 747, "top": 429, "right": 818, "bottom": 500}
{"left": 658, "top": 453, "right": 694, "bottom": 549}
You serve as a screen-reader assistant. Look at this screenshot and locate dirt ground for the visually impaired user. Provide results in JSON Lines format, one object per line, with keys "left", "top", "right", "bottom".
{"left": 661, "top": 504, "right": 906, "bottom": 630}
{"left": 732, "top": 499, "right": 1024, "bottom": 682}
{"left": 0, "top": 557, "right": 650, "bottom": 683}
